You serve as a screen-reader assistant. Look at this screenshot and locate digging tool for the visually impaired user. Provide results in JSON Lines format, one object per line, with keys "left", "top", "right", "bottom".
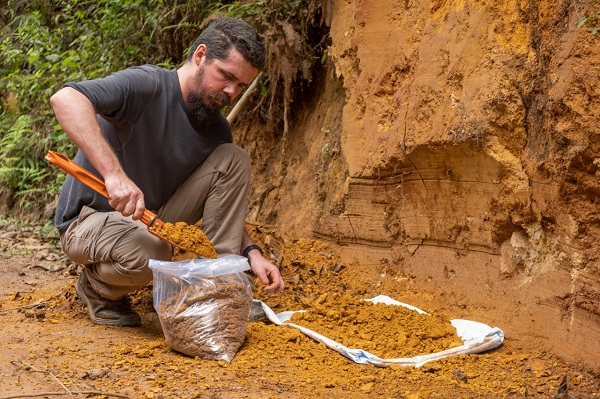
{"left": 45, "top": 150, "right": 192, "bottom": 253}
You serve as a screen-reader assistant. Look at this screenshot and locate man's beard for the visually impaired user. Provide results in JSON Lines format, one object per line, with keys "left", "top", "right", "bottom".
{"left": 187, "top": 69, "right": 231, "bottom": 125}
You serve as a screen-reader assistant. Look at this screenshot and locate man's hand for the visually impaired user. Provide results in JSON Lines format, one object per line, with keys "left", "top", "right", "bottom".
{"left": 247, "top": 250, "right": 285, "bottom": 294}
{"left": 104, "top": 172, "right": 146, "bottom": 220}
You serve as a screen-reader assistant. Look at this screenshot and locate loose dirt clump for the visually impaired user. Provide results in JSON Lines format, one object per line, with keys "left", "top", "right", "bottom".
{"left": 288, "top": 293, "right": 463, "bottom": 358}
{"left": 158, "top": 221, "right": 217, "bottom": 259}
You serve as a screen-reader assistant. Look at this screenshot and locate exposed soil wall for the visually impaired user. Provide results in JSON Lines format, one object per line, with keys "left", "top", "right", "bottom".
{"left": 241, "top": 0, "right": 600, "bottom": 367}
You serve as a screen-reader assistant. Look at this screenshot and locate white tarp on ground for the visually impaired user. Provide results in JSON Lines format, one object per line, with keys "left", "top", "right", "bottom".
{"left": 254, "top": 295, "right": 504, "bottom": 367}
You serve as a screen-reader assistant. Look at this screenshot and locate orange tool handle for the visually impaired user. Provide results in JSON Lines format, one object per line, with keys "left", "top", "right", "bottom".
{"left": 45, "top": 151, "right": 159, "bottom": 228}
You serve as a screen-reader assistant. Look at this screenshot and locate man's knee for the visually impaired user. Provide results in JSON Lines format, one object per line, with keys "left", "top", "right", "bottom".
{"left": 210, "top": 143, "right": 251, "bottom": 178}
{"left": 111, "top": 226, "right": 171, "bottom": 273}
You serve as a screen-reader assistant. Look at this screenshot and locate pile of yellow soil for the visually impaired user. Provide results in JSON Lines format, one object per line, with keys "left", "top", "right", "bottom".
{"left": 244, "top": 229, "right": 463, "bottom": 359}
{"left": 287, "top": 292, "right": 463, "bottom": 358}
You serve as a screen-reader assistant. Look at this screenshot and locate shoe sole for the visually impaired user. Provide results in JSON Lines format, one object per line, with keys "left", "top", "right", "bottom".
{"left": 75, "top": 275, "right": 141, "bottom": 327}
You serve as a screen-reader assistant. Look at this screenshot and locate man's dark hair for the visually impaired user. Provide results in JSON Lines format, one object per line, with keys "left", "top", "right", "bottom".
{"left": 187, "top": 17, "right": 265, "bottom": 69}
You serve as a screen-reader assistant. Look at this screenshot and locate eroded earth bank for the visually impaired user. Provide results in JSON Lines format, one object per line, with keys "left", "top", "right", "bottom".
{"left": 245, "top": 0, "right": 600, "bottom": 369}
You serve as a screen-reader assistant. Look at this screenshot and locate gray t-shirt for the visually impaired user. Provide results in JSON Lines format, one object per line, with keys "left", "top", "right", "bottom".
{"left": 54, "top": 65, "right": 232, "bottom": 233}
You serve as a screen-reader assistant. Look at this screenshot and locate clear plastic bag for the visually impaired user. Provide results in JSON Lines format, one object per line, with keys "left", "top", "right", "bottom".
{"left": 149, "top": 255, "right": 252, "bottom": 361}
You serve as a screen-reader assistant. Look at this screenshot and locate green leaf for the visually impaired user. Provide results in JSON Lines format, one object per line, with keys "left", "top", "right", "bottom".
{"left": 61, "top": 57, "right": 78, "bottom": 69}
{"left": 27, "top": 50, "right": 40, "bottom": 64}
{"left": 46, "top": 53, "right": 60, "bottom": 63}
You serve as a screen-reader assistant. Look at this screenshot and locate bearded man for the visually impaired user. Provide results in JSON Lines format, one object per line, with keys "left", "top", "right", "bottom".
{"left": 50, "top": 17, "right": 284, "bottom": 327}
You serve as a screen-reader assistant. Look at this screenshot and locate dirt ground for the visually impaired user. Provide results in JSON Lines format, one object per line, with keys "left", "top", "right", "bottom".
{"left": 1, "top": 221, "right": 599, "bottom": 399}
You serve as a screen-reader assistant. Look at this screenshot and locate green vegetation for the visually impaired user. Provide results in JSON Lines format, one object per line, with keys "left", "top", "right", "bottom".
{"left": 0, "top": 0, "right": 329, "bottom": 221}
{"left": 577, "top": 10, "right": 600, "bottom": 34}
{"left": 1, "top": 0, "right": 204, "bottom": 218}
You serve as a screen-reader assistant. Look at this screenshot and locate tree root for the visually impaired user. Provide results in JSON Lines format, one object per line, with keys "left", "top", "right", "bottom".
{"left": 1, "top": 392, "right": 128, "bottom": 399}
{"left": 227, "top": 72, "right": 264, "bottom": 125}
{"left": 0, "top": 300, "right": 47, "bottom": 314}
{"left": 3, "top": 360, "right": 129, "bottom": 399}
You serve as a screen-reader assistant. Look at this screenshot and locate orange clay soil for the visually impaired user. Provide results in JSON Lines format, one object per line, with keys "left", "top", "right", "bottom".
{"left": 287, "top": 293, "right": 463, "bottom": 359}
{"left": 0, "top": 222, "right": 599, "bottom": 398}
{"left": 158, "top": 221, "right": 217, "bottom": 259}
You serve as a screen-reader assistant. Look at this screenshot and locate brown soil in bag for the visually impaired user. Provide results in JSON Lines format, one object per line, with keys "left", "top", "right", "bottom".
{"left": 156, "top": 273, "right": 252, "bottom": 361}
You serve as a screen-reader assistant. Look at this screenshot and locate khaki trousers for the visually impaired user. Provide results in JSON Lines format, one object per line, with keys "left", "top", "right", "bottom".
{"left": 60, "top": 144, "right": 251, "bottom": 300}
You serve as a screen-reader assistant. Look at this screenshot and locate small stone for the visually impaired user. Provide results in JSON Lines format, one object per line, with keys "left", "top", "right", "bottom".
{"left": 360, "top": 382, "right": 374, "bottom": 391}
{"left": 454, "top": 369, "right": 468, "bottom": 383}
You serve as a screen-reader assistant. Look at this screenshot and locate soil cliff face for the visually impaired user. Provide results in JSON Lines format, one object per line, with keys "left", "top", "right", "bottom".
{"left": 243, "top": 0, "right": 600, "bottom": 367}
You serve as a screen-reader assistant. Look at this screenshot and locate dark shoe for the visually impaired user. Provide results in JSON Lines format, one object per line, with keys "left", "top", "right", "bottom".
{"left": 75, "top": 272, "right": 141, "bottom": 327}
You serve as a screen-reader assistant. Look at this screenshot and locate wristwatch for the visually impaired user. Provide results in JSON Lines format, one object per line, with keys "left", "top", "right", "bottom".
{"left": 243, "top": 244, "right": 263, "bottom": 258}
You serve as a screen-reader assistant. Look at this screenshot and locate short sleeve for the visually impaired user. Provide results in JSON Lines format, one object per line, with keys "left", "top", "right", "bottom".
{"left": 63, "top": 65, "right": 162, "bottom": 128}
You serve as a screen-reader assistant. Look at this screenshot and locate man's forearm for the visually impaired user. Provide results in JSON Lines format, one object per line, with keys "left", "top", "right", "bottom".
{"left": 240, "top": 228, "right": 255, "bottom": 254}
